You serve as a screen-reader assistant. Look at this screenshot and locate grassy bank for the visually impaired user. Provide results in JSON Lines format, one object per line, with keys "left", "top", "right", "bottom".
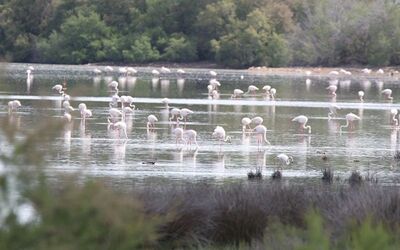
{"left": 2, "top": 176, "right": 400, "bottom": 249}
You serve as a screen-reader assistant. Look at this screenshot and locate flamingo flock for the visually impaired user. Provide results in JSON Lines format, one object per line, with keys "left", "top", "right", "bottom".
{"left": 5, "top": 65, "right": 400, "bottom": 173}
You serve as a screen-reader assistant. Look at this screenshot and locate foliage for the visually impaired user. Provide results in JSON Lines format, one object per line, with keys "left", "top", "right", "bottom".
{"left": 2, "top": 0, "right": 400, "bottom": 67}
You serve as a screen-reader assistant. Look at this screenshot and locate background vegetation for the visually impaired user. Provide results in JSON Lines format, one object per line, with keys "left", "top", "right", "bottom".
{"left": 1, "top": 0, "right": 399, "bottom": 68}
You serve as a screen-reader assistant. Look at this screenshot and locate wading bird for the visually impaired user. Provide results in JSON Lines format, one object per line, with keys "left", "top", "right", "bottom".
{"left": 147, "top": 115, "right": 158, "bottom": 132}
{"left": 340, "top": 113, "right": 361, "bottom": 131}
{"left": 276, "top": 153, "right": 293, "bottom": 169}
{"left": 382, "top": 89, "right": 393, "bottom": 100}
{"left": 244, "top": 85, "right": 259, "bottom": 95}
{"left": 231, "top": 89, "right": 244, "bottom": 98}
{"left": 358, "top": 91, "right": 364, "bottom": 101}
{"left": 326, "top": 85, "right": 337, "bottom": 96}
{"left": 241, "top": 117, "right": 252, "bottom": 133}
{"left": 212, "top": 126, "right": 231, "bottom": 147}
{"left": 292, "top": 115, "right": 311, "bottom": 134}
{"left": 253, "top": 124, "right": 271, "bottom": 147}
{"left": 391, "top": 109, "right": 398, "bottom": 126}
{"left": 8, "top": 100, "right": 21, "bottom": 113}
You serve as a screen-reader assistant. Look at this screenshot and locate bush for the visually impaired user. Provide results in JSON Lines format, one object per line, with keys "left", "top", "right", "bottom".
{"left": 162, "top": 35, "right": 198, "bottom": 62}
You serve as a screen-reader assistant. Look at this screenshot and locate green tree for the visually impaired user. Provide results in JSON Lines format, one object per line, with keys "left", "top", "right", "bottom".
{"left": 38, "top": 9, "right": 114, "bottom": 64}
{"left": 122, "top": 35, "right": 160, "bottom": 62}
{"left": 162, "top": 35, "right": 198, "bottom": 62}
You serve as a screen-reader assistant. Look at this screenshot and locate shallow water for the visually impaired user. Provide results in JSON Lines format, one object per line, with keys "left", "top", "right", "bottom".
{"left": 1, "top": 62, "right": 400, "bottom": 185}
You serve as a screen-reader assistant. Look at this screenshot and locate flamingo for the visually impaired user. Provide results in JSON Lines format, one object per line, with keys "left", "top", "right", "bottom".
{"left": 241, "top": 117, "right": 252, "bottom": 133}
{"left": 93, "top": 68, "right": 102, "bottom": 74}
{"left": 361, "top": 68, "right": 371, "bottom": 74}
{"left": 209, "top": 79, "right": 221, "bottom": 90}
{"left": 108, "top": 120, "right": 128, "bottom": 139}
{"left": 105, "top": 66, "right": 114, "bottom": 72}
{"left": 179, "top": 108, "right": 193, "bottom": 125}
{"left": 253, "top": 124, "right": 271, "bottom": 147}
{"left": 262, "top": 85, "right": 271, "bottom": 95}
{"left": 231, "top": 89, "right": 244, "bottom": 98}
{"left": 326, "top": 85, "right": 337, "bottom": 96}
{"left": 173, "top": 127, "right": 186, "bottom": 145}
{"left": 8, "top": 100, "right": 21, "bottom": 113}
{"left": 26, "top": 69, "right": 32, "bottom": 79}
{"left": 147, "top": 115, "right": 158, "bottom": 131}
{"left": 212, "top": 126, "right": 231, "bottom": 147}
{"left": 126, "top": 67, "right": 137, "bottom": 75}
{"left": 109, "top": 108, "right": 123, "bottom": 122}
{"left": 110, "top": 93, "right": 120, "bottom": 108}
{"left": 52, "top": 84, "right": 64, "bottom": 95}
{"left": 184, "top": 129, "right": 199, "bottom": 149}
{"left": 78, "top": 103, "right": 92, "bottom": 121}
{"left": 329, "top": 70, "right": 339, "bottom": 75}
{"left": 328, "top": 104, "right": 340, "bottom": 119}
{"left": 152, "top": 69, "right": 160, "bottom": 76}
{"left": 244, "top": 85, "right": 259, "bottom": 95}
{"left": 121, "top": 95, "right": 135, "bottom": 109}
{"left": 269, "top": 88, "right": 276, "bottom": 99}
{"left": 292, "top": 115, "right": 311, "bottom": 134}
{"left": 382, "top": 89, "right": 393, "bottom": 100}
{"left": 118, "top": 67, "right": 128, "bottom": 76}
{"left": 209, "top": 70, "right": 217, "bottom": 77}
{"left": 207, "top": 85, "right": 214, "bottom": 95}
{"left": 161, "top": 98, "right": 170, "bottom": 108}
{"left": 161, "top": 66, "right": 171, "bottom": 74}
{"left": 276, "top": 153, "right": 293, "bottom": 170}
{"left": 358, "top": 91, "right": 364, "bottom": 101}
{"left": 390, "top": 109, "right": 398, "bottom": 126}
{"left": 169, "top": 108, "right": 181, "bottom": 124}
{"left": 340, "top": 113, "right": 361, "bottom": 131}
{"left": 211, "top": 90, "right": 220, "bottom": 99}
{"left": 63, "top": 103, "right": 74, "bottom": 122}
{"left": 251, "top": 116, "right": 263, "bottom": 126}
{"left": 108, "top": 80, "right": 119, "bottom": 91}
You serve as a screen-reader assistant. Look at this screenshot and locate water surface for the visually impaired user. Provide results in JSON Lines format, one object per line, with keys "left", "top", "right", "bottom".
{"left": 1, "top": 63, "right": 400, "bottom": 185}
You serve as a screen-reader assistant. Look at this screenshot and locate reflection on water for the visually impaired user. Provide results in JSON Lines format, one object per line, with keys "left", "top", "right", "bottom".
{"left": 2, "top": 63, "right": 400, "bottom": 184}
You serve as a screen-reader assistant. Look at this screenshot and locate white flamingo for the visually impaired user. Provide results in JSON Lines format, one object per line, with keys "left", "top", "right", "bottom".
{"left": 241, "top": 117, "right": 252, "bottom": 133}
{"left": 358, "top": 91, "right": 364, "bottom": 101}
{"left": 292, "top": 115, "right": 311, "bottom": 134}
{"left": 276, "top": 153, "right": 293, "bottom": 170}
{"left": 244, "top": 85, "right": 259, "bottom": 95}
{"left": 251, "top": 116, "right": 263, "bottom": 126}
{"left": 253, "top": 124, "right": 271, "bottom": 147}
{"left": 382, "top": 89, "right": 393, "bottom": 100}
{"left": 179, "top": 108, "right": 193, "bottom": 125}
{"left": 108, "top": 120, "right": 128, "bottom": 139}
{"left": 147, "top": 115, "right": 158, "bottom": 131}
{"left": 231, "top": 89, "right": 244, "bottom": 98}
{"left": 326, "top": 85, "right": 337, "bottom": 96}
{"left": 52, "top": 84, "right": 64, "bottom": 95}
{"left": 269, "top": 88, "right": 276, "bottom": 99}
{"left": 169, "top": 108, "right": 181, "bottom": 124}
{"left": 390, "top": 109, "right": 398, "bottom": 126}
{"left": 8, "top": 100, "right": 21, "bottom": 113}
{"left": 262, "top": 85, "right": 271, "bottom": 95}
{"left": 212, "top": 126, "right": 231, "bottom": 147}
{"left": 340, "top": 113, "right": 361, "bottom": 131}
{"left": 209, "top": 70, "right": 217, "bottom": 77}
{"left": 184, "top": 129, "right": 199, "bottom": 149}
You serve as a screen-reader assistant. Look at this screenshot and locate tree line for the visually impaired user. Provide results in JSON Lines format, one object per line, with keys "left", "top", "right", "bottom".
{"left": 1, "top": 0, "right": 399, "bottom": 68}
